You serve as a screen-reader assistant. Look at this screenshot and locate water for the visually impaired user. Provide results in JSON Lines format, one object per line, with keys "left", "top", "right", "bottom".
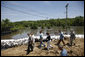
{"left": 1, "top": 26, "right": 84, "bottom": 40}
{"left": 1, "top": 26, "right": 84, "bottom": 50}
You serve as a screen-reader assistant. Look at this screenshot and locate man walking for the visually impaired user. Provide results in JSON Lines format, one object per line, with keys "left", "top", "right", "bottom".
{"left": 70, "top": 29, "right": 76, "bottom": 46}
{"left": 39, "top": 30, "right": 45, "bottom": 48}
{"left": 57, "top": 30, "right": 65, "bottom": 46}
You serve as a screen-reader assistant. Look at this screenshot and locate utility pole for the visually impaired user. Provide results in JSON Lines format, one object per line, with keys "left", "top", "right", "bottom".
{"left": 65, "top": 3, "right": 69, "bottom": 34}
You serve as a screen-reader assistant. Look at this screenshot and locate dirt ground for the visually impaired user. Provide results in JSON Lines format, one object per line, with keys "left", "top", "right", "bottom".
{"left": 1, "top": 38, "right": 84, "bottom": 56}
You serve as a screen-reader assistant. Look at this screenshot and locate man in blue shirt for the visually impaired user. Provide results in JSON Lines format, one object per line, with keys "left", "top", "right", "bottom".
{"left": 58, "top": 45, "right": 68, "bottom": 56}
{"left": 57, "top": 30, "right": 65, "bottom": 46}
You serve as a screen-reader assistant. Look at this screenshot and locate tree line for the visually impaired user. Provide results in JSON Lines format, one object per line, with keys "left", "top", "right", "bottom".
{"left": 1, "top": 16, "right": 84, "bottom": 35}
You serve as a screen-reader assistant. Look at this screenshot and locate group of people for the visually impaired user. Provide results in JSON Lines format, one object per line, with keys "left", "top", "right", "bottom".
{"left": 39, "top": 30, "right": 53, "bottom": 50}
{"left": 57, "top": 30, "right": 76, "bottom": 46}
{"left": 26, "top": 29, "right": 76, "bottom": 56}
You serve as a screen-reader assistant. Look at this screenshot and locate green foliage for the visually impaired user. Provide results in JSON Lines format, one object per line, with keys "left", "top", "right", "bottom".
{"left": 1, "top": 16, "right": 84, "bottom": 34}
{"left": 73, "top": 16, "right": 84, "bottom": 26}
{"left": 30, "top": 23, "right": 38, "bottom": 29}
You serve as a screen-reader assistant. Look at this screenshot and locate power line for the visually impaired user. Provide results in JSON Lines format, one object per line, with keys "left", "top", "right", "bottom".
{"left": 1, "top": 5, "right": 49, "bottom": 19}
{"left": 1, "top": 3, "right": 52, "bottom": 19}
{"left": 5, "top": 2, "right": 52, "bottom": 17}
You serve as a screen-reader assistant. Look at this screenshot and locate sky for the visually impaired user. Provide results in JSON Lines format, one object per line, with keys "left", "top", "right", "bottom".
{"left": 1, "top": 1, "right": 84, "bottom": 22}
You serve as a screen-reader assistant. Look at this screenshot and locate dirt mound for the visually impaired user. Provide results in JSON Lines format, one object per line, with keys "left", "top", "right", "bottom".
{"left": 1, "top": 38, "right": 84, "bottom": 56}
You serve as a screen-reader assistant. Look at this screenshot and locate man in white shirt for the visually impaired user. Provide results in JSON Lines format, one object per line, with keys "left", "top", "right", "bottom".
{"left": 39, "top": 30, "right": 45, "bottom": 48}
{"left": 27, "top": 33, "right": 35, "bottom": 54}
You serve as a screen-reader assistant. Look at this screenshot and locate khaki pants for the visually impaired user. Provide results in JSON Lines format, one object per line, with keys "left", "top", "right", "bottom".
{"left": 47, "top": 40, "right": 53, "bottom": 50}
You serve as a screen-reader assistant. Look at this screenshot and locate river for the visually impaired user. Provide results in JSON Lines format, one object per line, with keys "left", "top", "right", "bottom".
{"left": 1, "top": 26, "right": 84, "bottom": 40}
